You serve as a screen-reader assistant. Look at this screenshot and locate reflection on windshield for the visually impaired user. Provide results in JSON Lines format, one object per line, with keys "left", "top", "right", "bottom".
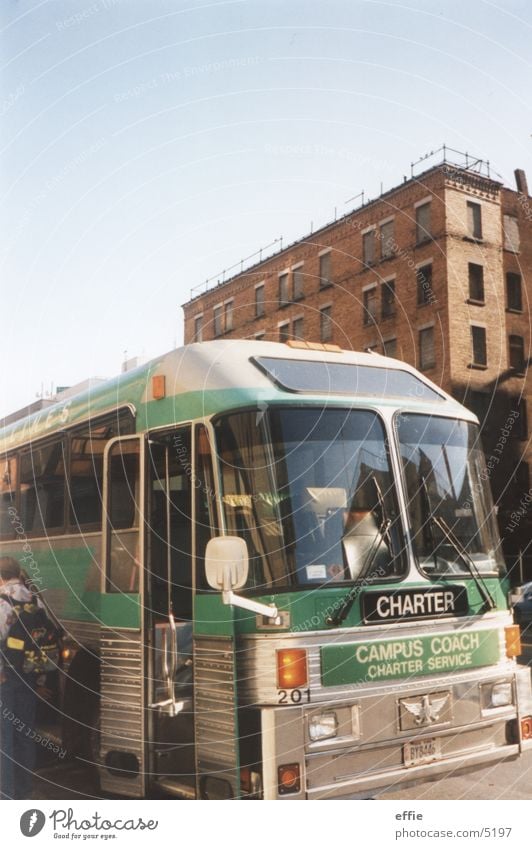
{"left": 214, "top": 408, "right": 405, "bottom": 590}
{"left": 397, "top": 414, "right": 504, "bottom": 576}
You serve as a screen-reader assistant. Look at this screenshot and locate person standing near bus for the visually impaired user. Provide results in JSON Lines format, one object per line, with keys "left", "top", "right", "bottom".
{"left": 0, "top": 556, "right": 39, "bottom": 799}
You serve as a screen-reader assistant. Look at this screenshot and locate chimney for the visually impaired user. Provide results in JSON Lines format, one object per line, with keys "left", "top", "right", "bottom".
{"left": 514, "top": 169, "right": 529, "bottom": 196}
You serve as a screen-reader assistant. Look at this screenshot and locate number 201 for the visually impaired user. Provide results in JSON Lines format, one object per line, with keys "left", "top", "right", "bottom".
{"left": 278, "top": 688, "right": 311, "bottom": 704}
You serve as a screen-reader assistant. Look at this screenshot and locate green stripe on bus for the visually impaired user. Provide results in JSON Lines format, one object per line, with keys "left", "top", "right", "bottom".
{"left": 100, "top": 594, "right": 141, "bottom": 629}
{"left": 321, "top": 628, "right": 500, "bottom": 686}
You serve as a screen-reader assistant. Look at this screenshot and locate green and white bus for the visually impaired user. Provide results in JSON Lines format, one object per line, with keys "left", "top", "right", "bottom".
{"left": 1, "top": 340, "right": 531, "bottom": 800}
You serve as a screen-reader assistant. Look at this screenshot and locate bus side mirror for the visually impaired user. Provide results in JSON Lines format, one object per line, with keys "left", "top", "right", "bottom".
{"left": 205, "top": 536, "right": 280, "bottom": 621}
{"left": 205, "top": 536, "right": 249, "bottom": 591}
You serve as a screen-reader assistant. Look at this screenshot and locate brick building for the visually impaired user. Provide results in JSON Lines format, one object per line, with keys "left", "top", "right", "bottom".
{"left": 182, "top": 150, "right": 531, "bottom": 578}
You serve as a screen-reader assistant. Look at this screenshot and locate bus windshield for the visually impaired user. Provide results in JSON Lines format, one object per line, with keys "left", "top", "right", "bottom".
{"left": 214, "top": 407, "right": 406, "bottom": 591}
{"left": 397, "top": 413, "right": 505, "bottom": 577}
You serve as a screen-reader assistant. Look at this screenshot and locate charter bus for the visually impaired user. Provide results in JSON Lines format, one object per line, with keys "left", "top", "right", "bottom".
{"left": 1, "top": 340, "right": 531, "bottom": 800}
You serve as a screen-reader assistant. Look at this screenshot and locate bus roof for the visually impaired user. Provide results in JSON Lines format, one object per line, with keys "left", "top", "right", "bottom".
{"left": 0, "top": 341, "right": 474, "bottom": 452}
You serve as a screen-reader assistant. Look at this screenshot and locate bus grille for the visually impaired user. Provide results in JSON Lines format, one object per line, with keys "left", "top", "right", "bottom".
{"left": 99, "top": 628, "right": 145, "bottom": 798}
{"left": 194, "top": 636, "right": 239, "bottom": 798}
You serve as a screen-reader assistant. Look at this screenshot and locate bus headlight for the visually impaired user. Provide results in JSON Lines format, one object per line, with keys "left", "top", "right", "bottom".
{"left": 490, "top": 682, "right": 513, "bottom": 708}
{"left": 308, "top": 711, "right": 338, "bottom": 742}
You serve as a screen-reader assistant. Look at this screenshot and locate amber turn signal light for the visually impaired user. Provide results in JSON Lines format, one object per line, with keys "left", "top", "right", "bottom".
{"left": 505, "top": 625, "right": 521, "bottom": 657}
{"left": 521, "top": 716, "right": 532, "bottom": 740}
{"left": 278, "top": 763, "right": 301, "bottom": 795}
{"left": 276, "top": 648, "right": 308, "bottom": 689}
{"left": 152, "top": 374, "right": 166, "bottom": 400}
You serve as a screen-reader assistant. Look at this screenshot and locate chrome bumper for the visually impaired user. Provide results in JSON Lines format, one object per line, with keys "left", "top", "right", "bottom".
{"left": 261, "top": 666, "right": 532, "bottom": 799}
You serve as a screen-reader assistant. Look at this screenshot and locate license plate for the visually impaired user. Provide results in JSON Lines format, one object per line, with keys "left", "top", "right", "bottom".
{"left": 403, "top": 737, "right": 441, "bottom": 767}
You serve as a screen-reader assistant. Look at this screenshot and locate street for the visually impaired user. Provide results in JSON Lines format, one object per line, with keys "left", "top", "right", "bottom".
{"left": 377, "top": 747, "right": 532, "bottom": 801}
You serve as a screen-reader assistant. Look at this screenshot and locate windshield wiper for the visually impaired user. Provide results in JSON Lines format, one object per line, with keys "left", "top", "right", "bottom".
{"left": 371, "top": 473, "right": 395, "bottom": 556}
{"left": 419, "top": 476, "right": 495, "bottom": 611}
{"left": 326, "top": 515, "right": 391, "bottom": 626}
{"left": 431, "top": 515, "right": 495, "bottom": 612}
{"left": 420, "top": 475, "right": 439, "bottom": 572}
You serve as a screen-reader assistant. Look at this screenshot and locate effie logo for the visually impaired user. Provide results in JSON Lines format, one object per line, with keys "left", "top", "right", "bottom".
{"left": 20, "top": 810, "right": 46, "bottom": 837}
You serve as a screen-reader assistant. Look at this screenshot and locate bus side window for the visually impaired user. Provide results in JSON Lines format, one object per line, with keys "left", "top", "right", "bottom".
{"left": 147, "top": 428, "right": 193, "bottom": 620}
{"left": 195, "top": 424, "right": 219, "bottom": 591}
{"left": 0, "top": 456, "right": 17, "bottom": 540}
{"left": 19, "top": 439, "right": 66, "bottom": 536}
{"left": 107, "top": 439, "right": 140, "bottom": 593}
{"left": 168, "top": 433, "right": 193, "bottom": 620}
{"left": 68, "top": 410, "right": 135, "bottom": 530}
{"left": 109, "top": 440, "right": 140, "bottom": 528}
{"left": 68, "top": 431, "right": 106, "bottom": 528}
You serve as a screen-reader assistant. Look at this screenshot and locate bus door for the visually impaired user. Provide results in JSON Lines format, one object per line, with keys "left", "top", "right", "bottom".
{"left": 100, "top": 435, "right": 147, "bottom": 798}
{"left": 146, "top": 426, "right": 195, "bottom": 796}
{"left": 192, "top": 423, "right": 242, "bottom": 800}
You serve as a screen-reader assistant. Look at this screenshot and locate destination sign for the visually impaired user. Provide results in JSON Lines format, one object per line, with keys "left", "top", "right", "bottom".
{"left": 321, "top": 629, "right": 500, "bottom": 686}
{"left": 361, "top": 586, "right": 469, "bottom": 624}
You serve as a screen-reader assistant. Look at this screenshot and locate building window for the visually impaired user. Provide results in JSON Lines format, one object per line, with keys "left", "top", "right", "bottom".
{"left": 415, "top": 202, "right": 431, "bottom": 244}
{"left": 319, "top": 251, "right": 332, "bottom": 288}
{"left": 362, "top": 230, "right": 375, "bottom": 266}
{"left": 292, "top": 316, "right": 304, "bottom": 340}
{"left": 506, "top": 272, "right": 522, "bottom": 312}
{"left": 363, "top": 287, "right": 378, "bottom": 325}
{"left": 380, "top": 219, "right": 395, "bottom": 259}
{"left": 465, "top": 390, "right": 490, "bottom": 426}
{"left": 279, "top": 322, "right": 290, "bottom": 343}
{"left": 279, "top": 273, "right": 290, "bottom": 306}
{"left": 383, "top": 338, "right": 397, "bottom": 358}
{"left": 468, "top": 263, "right": 485, "bottom": 302}
{"left": 503, "top": 214, "right": 520, "bottom": 253}
{"left": 381, "top": 280, "right": 395, "bottom": 318}
{"left": 471, "top": 325, "right": 487, "bottom": 367}
{"left": 193, "top": 314, "right": 203, "bottom": 342}
{"left": 419, "top": 327, "right": 435, "bottom": 370}
{"left": 514, "top": 461, "right": 530, "bottom": 493}
{"left": 213, "top": 305, "right": 223, "bottom": 337}
{"left": 509, "top": 397, "right": 528, "bottom": 440}
{"left": 320, "top": 305, "right": 332, "bottom": 342}
{"left": 255, "top": 284, "right": 265, "bottom": 318}
{"left": 293, "top": 265, "right": 304, "bottom": 300}
{"left": 518, "top": 399, "right": 528, "bottom": 440}
{"left": 509, "top": 335, "right": 525, "bottom": 373}
{"left": 254, "top": 331, "right": 265, "bottom": 340}
{"left": 467, "top": 201, "right": 482, "bottom": 239}
{"left": 224, "top": 300, "right": 233, "bottom": 332}
{"left": 416, "top": 263, "right": 433, "bottom": 305}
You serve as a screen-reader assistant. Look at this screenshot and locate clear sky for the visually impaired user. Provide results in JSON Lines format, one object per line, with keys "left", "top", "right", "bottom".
{"left": 1, "top": 0, "right": 531, "bottom": 416}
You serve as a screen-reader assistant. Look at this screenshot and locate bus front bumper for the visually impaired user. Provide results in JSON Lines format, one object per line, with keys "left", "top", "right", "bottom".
{"left": 306, "top": 742, "right": 521, "bottom": 799}
{"left": 260, "top": 665, "right": 532, "bottom": 800}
